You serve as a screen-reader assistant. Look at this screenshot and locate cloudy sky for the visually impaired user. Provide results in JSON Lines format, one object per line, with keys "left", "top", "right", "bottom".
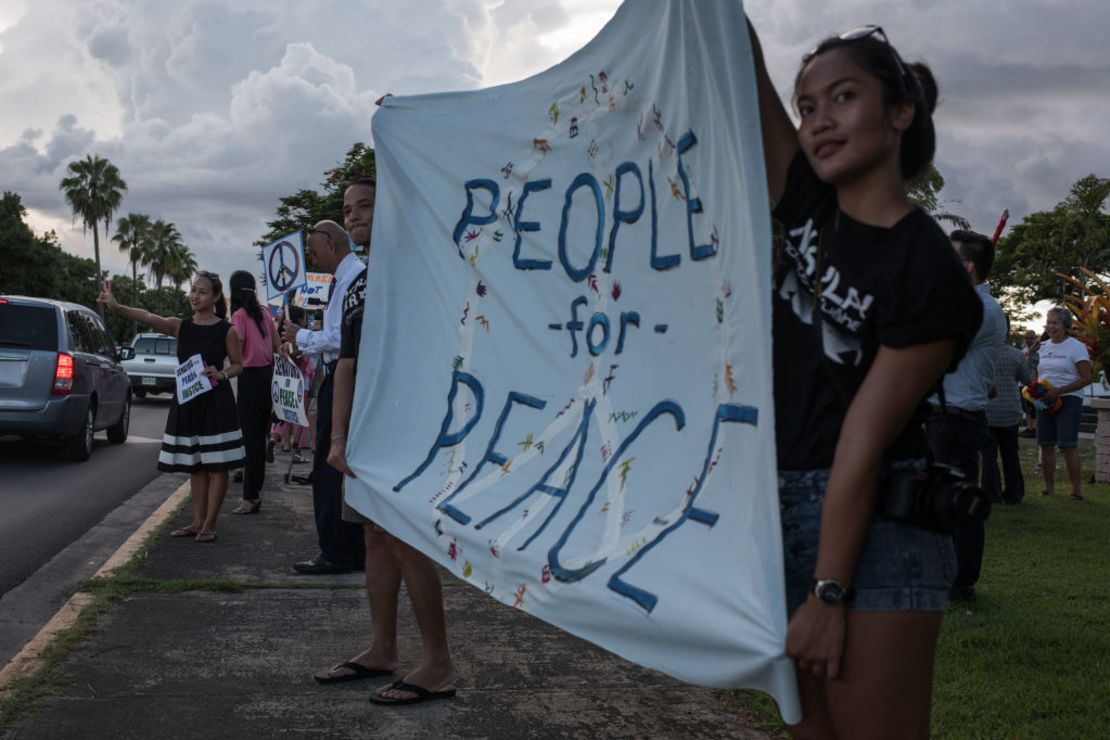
{"left": 3, "top": 0, "right": 1109, "bottom": 309}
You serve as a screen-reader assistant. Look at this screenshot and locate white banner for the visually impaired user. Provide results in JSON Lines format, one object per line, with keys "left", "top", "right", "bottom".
{"left": 261, "top": 231, "right": 308, "bottom": 302}
{"left": 271, "top": 353, "right": 309, "bottom": 427}
{"left": 346, "top": 0, "right": 798, "bottom": 722}
{"left": 175, "top": 354, "right": 213, "bottom": 405}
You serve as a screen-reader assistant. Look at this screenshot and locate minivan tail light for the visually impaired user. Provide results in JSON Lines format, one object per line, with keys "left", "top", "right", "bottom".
{"left": 52, "top": 352, "right": 74, "bottom": 395}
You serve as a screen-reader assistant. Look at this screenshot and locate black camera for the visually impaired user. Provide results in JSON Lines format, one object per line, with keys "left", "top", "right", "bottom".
{"left": 878, "top": 462, "right": 991, "bottom": 534}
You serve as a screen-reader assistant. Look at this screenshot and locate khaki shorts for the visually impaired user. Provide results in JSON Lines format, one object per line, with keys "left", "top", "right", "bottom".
{"left": 341, "top": 481, "right": 383, "bottom": 530}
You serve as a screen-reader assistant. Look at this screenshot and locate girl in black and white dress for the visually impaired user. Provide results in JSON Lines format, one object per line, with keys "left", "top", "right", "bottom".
{"left": 99, "top": 271, "right": 245, "bottom": 542}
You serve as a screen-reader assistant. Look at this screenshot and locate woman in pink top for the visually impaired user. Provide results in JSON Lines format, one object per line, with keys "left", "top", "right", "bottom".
{"left": 229, "top": 270, "right": 280, "bottom": 513}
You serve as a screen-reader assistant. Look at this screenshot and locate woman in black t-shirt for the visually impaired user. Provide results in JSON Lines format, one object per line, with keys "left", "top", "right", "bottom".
{"left": 748, "top": 20, "right": 981, "bottom": 738}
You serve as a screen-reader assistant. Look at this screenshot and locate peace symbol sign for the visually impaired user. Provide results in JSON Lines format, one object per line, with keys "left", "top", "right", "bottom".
{"left": 268, "top": 240, "right": 301, "bottom": 292}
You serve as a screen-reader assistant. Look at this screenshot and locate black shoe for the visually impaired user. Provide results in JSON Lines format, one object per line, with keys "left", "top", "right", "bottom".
{"left": 266, "top": 441, "right": 275, "bottom": 463}
{"left": 1019, "top": 429, "right": 1036, "bottom": 438}
{"left": 949, "top": 585, "right": 976, "bottom": 604}
{"left": 293, "top": 554, "right": 358, "bottom": 575}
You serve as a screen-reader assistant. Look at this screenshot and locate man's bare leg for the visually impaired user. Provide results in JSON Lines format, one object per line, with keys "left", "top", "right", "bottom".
{"left": 321, "top": 524, "right": 402, "bottom": 679}
{"left": 375, "top": 538, "right": 455, "bottom": 701}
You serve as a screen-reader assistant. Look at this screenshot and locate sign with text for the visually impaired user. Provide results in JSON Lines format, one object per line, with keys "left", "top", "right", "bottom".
{"left": 344, "top": 0, "right": 798, "bottom": 722}
{"left": 294, "top": 272, "right": 333, "bottom": 308}
{"left": 261, "top": 231, "right": 308, "bottom": 302}
{"left": 271, "top": 353, "right": 309, "bottom": 427}
{"left": 175, "top": 354, "right": 214, "bottom": 405}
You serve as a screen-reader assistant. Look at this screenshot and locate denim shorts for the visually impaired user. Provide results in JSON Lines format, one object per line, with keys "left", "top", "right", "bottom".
{"left": 779, "top": 469, "right": 957, "bottom": 614}
{"left": 1036, "top": 395, "right": 1083, "bottom": 448}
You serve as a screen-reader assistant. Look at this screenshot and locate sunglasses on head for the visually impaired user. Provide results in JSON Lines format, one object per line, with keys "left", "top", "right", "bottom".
{"left": 195, "top": 270, "right": 220, "bottom": 280}
{"left": 806, "top": 25, "right": 915, "bottom": 92}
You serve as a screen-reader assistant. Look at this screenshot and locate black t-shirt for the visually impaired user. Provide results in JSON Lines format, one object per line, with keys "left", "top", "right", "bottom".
{"left": 772, "top": 153, "right": 982, "bottom": 470}
{"left": 339, "top": 270, "right": 367, "bottom": 371}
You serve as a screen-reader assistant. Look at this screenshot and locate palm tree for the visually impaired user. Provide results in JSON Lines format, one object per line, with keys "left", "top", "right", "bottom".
{"left": 112, "top": 213, "right": 152, "bottom": 333}
{"left": 59, "top": 154, "right": 127, "bottom": 317}
{"left": 145, "top": 219, "right": 184, "bottom": 310}
{"left": 167, "top": 242, "right": 198, "bottom": 292}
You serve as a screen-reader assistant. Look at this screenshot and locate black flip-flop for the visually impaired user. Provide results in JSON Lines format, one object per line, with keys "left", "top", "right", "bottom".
{"left": 368, "top": 679, "right": 457, "bottom": 706}
{"left": 314, "top": 661, "right": 394, "bottom": 685}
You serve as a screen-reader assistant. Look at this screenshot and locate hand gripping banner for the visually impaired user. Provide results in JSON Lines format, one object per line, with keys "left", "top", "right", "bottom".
{"left": 345, "top": 0, "right": 798, "bottom": 721}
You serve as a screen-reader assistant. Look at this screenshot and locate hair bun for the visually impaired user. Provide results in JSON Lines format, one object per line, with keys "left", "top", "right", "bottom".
{"left": 909, "top": 62, "right": 938, "bottom": 114}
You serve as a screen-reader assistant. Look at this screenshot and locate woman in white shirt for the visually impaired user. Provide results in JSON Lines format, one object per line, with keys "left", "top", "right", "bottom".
{"left": 1035, "top": 307, "right": 1093, "bottom": 500}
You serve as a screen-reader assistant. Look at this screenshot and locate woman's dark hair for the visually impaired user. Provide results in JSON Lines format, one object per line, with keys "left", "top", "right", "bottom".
{"left": 288, "top": 305, "right": 306, "bottom": 325}
{"left": 229, "top": 270, "right": 265, "bottom": 334}
{"left": 195, "top": 271, "right": 227, "bottom": 320}
{"left": 795, "top": 33, "right": 938, "bottom": 181}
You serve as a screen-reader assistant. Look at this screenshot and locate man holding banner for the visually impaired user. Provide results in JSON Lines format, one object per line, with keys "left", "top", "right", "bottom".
{"left": 283, "top": 221, "right": 366, "bottom": 574}
{"left": 316, "top": 178, "right": 457, "bottom": 705}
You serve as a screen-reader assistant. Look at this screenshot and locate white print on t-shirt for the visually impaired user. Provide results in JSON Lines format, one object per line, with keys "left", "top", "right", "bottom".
{"left": 779, "top": 219, "right": 873, "bottom": 366}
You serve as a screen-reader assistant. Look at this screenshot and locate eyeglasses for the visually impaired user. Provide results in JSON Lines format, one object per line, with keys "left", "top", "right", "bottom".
{"left": 806, "top": 25, "right": 914, "bottom": 93}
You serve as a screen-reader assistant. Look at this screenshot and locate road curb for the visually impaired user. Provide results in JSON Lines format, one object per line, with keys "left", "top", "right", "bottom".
{"left": 0, "top": 480, "right": 190, "bottom": 694}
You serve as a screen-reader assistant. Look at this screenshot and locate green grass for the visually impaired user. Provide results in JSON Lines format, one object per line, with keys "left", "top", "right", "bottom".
{"left": 932, "top": 438, "right": 1108, "bottom": 738}
{"left": 732, "top": 438, "right": 1109, "bottom": 738}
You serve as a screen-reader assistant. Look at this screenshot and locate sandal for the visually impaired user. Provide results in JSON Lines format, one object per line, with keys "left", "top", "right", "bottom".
{"left": 195, "top": 531, "right": 218, "bottom": 543}
{"left": 1069, "top": 493, "right": 1084, "bottom": 501}
{"left": 1040, "top": 490, "right": 1052, "bottom": 496}
{"left": 170, "top": 526, "right": 200, "bottom": 538}
{"left": 231, "top": 500, "right": 262, "bottom": 515}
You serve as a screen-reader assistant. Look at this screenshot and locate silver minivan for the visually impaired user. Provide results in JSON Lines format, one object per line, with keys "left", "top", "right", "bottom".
{"left": 0, "top": 296, "right": 134, "bottom": 461}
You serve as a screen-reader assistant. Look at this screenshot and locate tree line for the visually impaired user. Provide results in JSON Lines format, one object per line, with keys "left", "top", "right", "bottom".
{"left": 3, "top": 143, "right": 1105, "bottom": 347}
{"left": 1, "top": 153, "right": 196, "bottom": 342}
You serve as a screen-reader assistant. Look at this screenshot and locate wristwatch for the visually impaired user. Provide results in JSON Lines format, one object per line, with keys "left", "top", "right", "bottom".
{"left": 810, "top": 578, "right": 854, "bottom": 606}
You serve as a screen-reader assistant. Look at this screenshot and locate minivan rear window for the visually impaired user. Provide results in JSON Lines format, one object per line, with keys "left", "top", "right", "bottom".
{"left": 0, "top": 304, "right": 58, "bottom": 351}
{"left": 134, "top": 337, "right": 177, "bottom": 355}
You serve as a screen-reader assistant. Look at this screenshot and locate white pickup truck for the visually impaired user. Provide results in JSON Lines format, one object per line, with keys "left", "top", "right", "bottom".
{"left": 122, "top": 332, "right": 178, "bottom": 398}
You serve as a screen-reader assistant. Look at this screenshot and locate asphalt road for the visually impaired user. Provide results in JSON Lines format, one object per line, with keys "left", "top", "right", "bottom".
{"left": 0, "top": 394, "right": 172, "bottom": 597}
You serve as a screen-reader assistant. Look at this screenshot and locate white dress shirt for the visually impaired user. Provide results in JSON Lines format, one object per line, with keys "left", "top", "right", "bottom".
{"left": 295, "top": 252, "right": 365, "bottom": 365}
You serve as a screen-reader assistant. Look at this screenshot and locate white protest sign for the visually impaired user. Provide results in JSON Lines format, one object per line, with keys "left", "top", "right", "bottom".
{"left": 344, "top": 0, "right": 799, "bottom": 723}
{"left": 261, "top": 231, "right": 308, "bottom": 302}
{"left": 175, "top": 354, "right": 213, "bottom": 405}
{"left": 294, "top": 272, "right": 333, "bottom": 308}
{"left": 271, "top": 353, "right": 308, "bottom": 427}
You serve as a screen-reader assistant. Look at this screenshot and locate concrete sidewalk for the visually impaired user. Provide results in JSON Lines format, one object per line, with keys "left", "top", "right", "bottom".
{"left": 3, "top": 452, "right": 770, "bottom": 739}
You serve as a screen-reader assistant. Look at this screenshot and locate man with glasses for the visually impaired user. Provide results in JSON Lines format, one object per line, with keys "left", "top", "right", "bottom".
{"left": 282, "top": 219, "right": 366, "bottom": 574}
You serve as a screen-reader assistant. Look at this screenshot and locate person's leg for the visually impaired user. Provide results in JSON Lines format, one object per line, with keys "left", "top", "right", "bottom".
{"left": 820, "top": 612, "right": 944, "bottom": 740}
{"left": 310, "top": 372, "right": 349, "bottom": 563}
{"left": 375, "top": 539, "right": 455, "bottom": 700}
{"left": 997, "top": 424, "right": 1024, "bottom": 503}
{"left": 1062, "top": 447, "right": 1082, "bottom": 497}
{"left": 321, "top": 525, "right": 402, "bottom": 679}
{"left": 950, "top": 416, "right": 988, "bottom": 592}
{"left": 981, "top": 427, "right": 1003, "bottom": 502}
{"left": 1056, "top": 397, "right": 1084, "bottom": 499}
{"left": 201, "top": 470, "right": 229, "bottom": 533}
{"left": 181, "top": 471, "right": 208, "bottom": 531}
{"left": 785, "top": 670, "right": 836, "bottom": 739}
{"left": 1042, "top": 446, "right": 1056, "bottom": 493}
{"left": 242, "top": 367, "right": 272, "bottom": 502}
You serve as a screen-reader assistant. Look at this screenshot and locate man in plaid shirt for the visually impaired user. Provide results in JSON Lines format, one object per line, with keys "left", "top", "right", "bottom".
{"left": 983, "top": 328, "right": 1037, "bottom": 504}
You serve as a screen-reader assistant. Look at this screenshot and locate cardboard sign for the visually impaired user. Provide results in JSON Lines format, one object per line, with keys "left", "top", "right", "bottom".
{"left": 261, "top": 231, "right": 308, "bottom": 302}
{"left": 271, "top": 353, "right": 309, "bottom": 427}
{"left": 175, "top": 354, "right": 214, "bottom": 405}
{"left": 294, "top": 272, "right": 333, "bottom": 307}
